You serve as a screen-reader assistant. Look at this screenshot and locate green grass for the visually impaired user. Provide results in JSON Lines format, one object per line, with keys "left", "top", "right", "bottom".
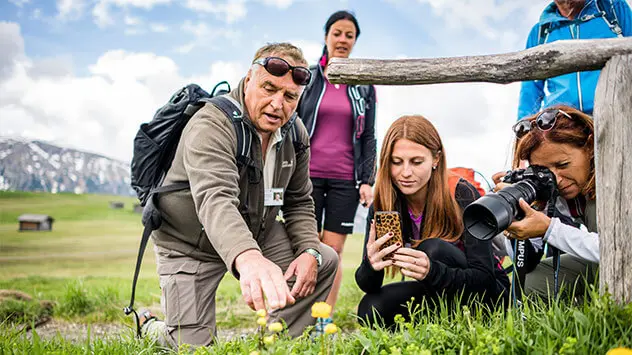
{"left": 1, "top": 289, "right": 631, "bottom": 354}
{"left": 1, "top": 191, "right": 631, "bottom": 354}
{"left": 0, "top": 191, "right": 139, "bottom": 224}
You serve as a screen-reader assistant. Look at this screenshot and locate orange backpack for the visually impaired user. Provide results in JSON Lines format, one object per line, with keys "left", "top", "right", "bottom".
{"left": 448, "top": 167, "right": 486, "bottom": 197}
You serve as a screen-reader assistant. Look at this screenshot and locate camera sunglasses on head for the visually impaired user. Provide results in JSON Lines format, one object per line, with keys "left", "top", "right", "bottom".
{"left": 253, "top": 56, "right": 312, "bottom": 86}
{"left": 512, "top": 109, "right": 573, "bottom": 139}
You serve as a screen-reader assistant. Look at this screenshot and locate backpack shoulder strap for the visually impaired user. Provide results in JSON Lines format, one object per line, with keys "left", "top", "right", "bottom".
{"left": 538, "top": 22, "right": 552, "bottom": 45}
{"left": 203, "top": 95, "right": 255, "bottom": 170}
{"left": 448, "top": 174, "right": 461, "bottom": 197}
{"left": 288, "top": 116, "right": 309, "bottom": 157}
{"left": 595, "top": 0, "right": 623, "bottom": 37}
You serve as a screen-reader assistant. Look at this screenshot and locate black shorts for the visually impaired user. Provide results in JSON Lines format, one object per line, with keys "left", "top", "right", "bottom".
{"left": 311, "top": 177, "right": 359, "bottom": 235}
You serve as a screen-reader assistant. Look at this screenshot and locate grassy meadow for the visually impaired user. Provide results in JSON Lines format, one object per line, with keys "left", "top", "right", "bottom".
{"left": 1, "top": 191, "right": 631, "bottom": 354}
{"left": 0, "top": 191, "right": 364, "bottom": 335}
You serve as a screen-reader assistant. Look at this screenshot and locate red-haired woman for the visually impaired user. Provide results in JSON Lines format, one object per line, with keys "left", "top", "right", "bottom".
{"left": 500, "top": 105, "right": 599, "bottom": 299}
{"left": 355, "top": 115, "right": 508, "bottom": 328}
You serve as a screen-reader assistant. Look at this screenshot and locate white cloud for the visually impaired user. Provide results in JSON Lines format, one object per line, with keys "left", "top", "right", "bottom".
{"left": 57, "top": 0, "right": 86, "bottom": 20}
{"left": 89, "top": 50, "right": 179, "bottom": 81}
{"left": 417, "top": 0, "right": 549, "bottom": 41}
{"left": 8, "top": 0, "right": 30, "bottom": 7}
{"left": 260, "top": 0, "right": 294, "bottom": 9}
{"left": 0, "top": 22, "right": 25, "bottom": 81}
{"left": 31, "top": 8, "right": 43, "bottom": 20}
{"left": 174, "top": 43, "right": 196, "bottom": 54}
{"left": 149, "top": 23, "right": 168, "bottom": 32}
{"left": 124, "top": 14, "right": 142, "bottom": 25}
{"left": 184, "top": 0, "right": 247, "bottom": 23}
{"left": 286, "top": 40, "right": 322, "bottom": 65}
{"left": 124, "top": 27, "right": 144, "bottom": 35}
{"left": 0, "top": 22, "right": 246, "bottom": 163}
{"left": 106, "top": 0, "right": 171, "bottom": 8}
{"left": 92, "top": 0, "right": 171, "bottom": 27}
{"left": 92, "top": 1, "right": 114, "bottom": 27}
{"left": 175, "top": 20, "right": 241, "bottom": 54}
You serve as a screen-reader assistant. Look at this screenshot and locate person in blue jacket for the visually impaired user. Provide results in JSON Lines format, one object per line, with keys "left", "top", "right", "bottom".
{"left": 518, "top": 0, "right": 632, "bottom": 119}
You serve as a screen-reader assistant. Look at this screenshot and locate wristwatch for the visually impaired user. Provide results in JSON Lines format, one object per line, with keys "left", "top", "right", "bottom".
{"left": 303, "top": 248, "right": 322, "bottom": 267}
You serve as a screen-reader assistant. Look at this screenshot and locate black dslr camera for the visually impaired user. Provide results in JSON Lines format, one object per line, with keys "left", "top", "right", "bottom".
{"left": 463, "top": 165, "right": 557, "bottom": 241}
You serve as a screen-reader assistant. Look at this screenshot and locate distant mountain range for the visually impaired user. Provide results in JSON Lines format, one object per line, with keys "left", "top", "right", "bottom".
{"left": 0, "top": 137, "right": 133, "bottom": 196}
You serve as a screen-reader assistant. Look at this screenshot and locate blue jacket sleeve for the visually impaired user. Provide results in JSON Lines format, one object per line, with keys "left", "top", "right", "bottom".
{"left": 518, "top": 24, "right": 545, "bottom": 120}
{"left": 614, "top": 0, "right": 632, "bottom": 36}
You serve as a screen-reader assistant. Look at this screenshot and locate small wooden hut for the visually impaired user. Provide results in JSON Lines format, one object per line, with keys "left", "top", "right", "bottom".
{"left": 18, "top": 214, "right": 54, "bottom": 231}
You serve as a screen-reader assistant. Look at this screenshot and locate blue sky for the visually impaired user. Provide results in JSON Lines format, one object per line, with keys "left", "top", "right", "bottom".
{"left": 1, "top": 0, "right": 563, "bottom": 180}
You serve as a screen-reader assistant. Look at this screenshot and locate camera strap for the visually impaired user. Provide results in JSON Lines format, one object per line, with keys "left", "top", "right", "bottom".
{"left": 511, "top": 190, "right": 561, "bottom": 306}
{"left": 512, "top": 239, "right": 529, "bottom": 305}
{"left": 546, "top": 191, "right": 562, "bottom": 299}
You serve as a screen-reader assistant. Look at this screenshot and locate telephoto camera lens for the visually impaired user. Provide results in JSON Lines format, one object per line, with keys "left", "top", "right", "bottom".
{"left": 463, "top": 182, "right": 537, "bottom": 241}
{"left": 462, "top": 165, "right": 557, "bottom": 241}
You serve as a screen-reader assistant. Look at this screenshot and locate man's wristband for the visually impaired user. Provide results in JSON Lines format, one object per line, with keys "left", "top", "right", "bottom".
{"left": 303, "top": 248, "right": 322, "bottom": 267}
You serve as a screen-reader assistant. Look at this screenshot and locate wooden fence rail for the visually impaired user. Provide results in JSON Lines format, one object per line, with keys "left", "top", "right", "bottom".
{"left": 327, "top": 37, "right": 632, "bottom": 85}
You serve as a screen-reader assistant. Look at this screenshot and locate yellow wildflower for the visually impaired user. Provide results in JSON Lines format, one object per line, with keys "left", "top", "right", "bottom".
{"left": 311, "top": 302, "right": 332, "bottom": 318}
{"left": 268, "top": 322, "right": 283, "bottom": 333}
{"left": 249, "top": 352, "right": 260, "bottom": 355}
{"left": 256, "top": 317, "right": 267, "bottom": 326}
{"left": 263, "top": 335, "right": 275, "bottom": 345}
{"left": 607, "top": 348, "right": 632, "bottom": 355}
{"left": 324, "top": 323, "right": 338, "bottom": 335}
{"left": 256, "top": 309, "right": 267, "bottom": 318}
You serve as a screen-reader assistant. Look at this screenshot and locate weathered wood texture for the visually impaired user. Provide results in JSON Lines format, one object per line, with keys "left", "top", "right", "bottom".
{"left": 594, "top": 54, "right": 632, "bottom": 303}
{"left": 327, "top": 37, "right": 632, "bottom": 85}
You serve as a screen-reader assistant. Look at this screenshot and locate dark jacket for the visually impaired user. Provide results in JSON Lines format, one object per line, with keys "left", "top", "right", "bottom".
{"left": 355, "top": 179, "right": 509, "bottom": 302}
{"left": 296, "top": 64, "right": 377, "bottom": 186}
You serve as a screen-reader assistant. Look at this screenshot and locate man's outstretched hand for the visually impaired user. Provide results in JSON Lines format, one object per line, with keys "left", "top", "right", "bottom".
{"left": 234, "top": 249, "right": 295, "bottom": 311}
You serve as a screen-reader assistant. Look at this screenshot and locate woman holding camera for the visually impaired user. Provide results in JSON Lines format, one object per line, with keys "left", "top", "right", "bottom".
{"left": 500, "top": 105, "right": 598, "bottom": 299}
{"left": 355, "top": 115, "right": 509, "bottom": 328}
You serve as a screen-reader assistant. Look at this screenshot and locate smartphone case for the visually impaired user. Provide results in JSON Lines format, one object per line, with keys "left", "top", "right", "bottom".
{"left": 375, "top": 211, "right": 403, "bottom": 256}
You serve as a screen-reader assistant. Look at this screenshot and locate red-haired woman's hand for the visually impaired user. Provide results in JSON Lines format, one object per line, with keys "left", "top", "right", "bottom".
{"left": 366, "top": 220, "right": 400, "bottom": 271}
{"left": 391, "top": 248, "right": 430, "bottom": 281}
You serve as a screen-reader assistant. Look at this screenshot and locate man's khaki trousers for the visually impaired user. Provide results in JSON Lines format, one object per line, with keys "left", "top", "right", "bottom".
{"left": 145, "top": 221, "right": 338, "bottom": 348}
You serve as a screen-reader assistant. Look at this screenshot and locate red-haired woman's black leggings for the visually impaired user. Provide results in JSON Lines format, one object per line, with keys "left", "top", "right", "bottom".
{"left": 356, "top": 238, "right": 469, "bottom": 329}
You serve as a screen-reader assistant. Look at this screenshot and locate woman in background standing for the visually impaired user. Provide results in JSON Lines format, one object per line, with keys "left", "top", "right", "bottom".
{"left": 297, "top": 10, "right": 377, "bottom": 326}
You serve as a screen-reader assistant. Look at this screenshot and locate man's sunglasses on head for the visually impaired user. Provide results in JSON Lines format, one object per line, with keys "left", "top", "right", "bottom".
{"left": 513, "top": 109, "right": 573, "bottom": 139}
{"left": 253, "top": 57, "right": 312, "bottom": 86}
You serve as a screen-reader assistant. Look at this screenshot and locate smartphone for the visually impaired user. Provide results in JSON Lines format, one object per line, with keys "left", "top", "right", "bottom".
{"left": 375, "top": 211, "right": 403, "bottom": 258}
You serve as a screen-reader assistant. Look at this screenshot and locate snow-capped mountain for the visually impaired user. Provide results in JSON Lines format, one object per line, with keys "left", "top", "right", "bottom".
{"left": 0, "top": 137, "right": 133, "bottom": 196}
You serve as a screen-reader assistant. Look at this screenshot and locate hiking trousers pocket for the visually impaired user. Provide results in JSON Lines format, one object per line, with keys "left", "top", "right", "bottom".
{"left": 159, "top": 260, "right": 201, "bottom": 327}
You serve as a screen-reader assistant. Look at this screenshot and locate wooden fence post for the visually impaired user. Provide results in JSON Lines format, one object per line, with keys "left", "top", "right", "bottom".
{"left": 593, "top": 54, "right": 632, "bottom": 303}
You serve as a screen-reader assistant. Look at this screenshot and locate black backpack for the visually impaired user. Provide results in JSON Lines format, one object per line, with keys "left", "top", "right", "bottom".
{"left": 124, "top": 81, "right": 304, "bottom": 337}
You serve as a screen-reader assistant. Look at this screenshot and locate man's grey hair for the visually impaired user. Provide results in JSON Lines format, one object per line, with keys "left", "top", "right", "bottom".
{"left": 252, "top": 42, "right": 308, "bottom": 67}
